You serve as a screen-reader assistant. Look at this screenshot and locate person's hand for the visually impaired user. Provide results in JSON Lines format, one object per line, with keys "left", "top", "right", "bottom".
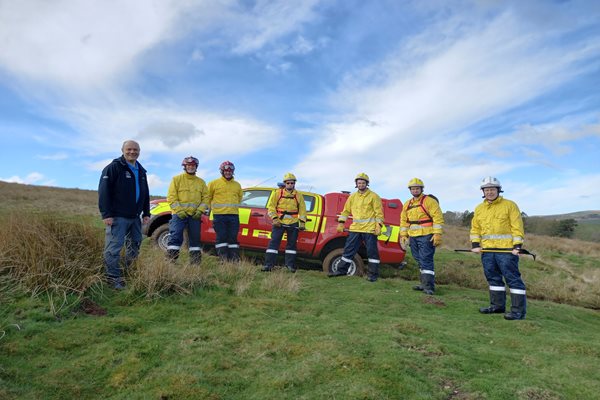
{"left": 400, "top": 236, "right": 409, "bottom": 250}
{"left": 142, "top": 216, "right": 150, "bottom": 225}
{"left": 272, "top": 218, "right": 282, "bottom": 228}
{"left": 176, "top": 211, "right": 187, "bottom": 219}
{"left": 298, "top": 221, "right": 305, "bottom": 231}
{"left": 337, "top": 223, "right": 345, "bottom": 233}
{"left": 103, "top": 217, "right": 113, "bottom": 226}
{"left": 192, "top": 210, "right": 203, "bottom": 219}
{"left": 431, "top": 233, "right": 442, "bottom": 247}
{"left": 471, "top": 247, "right": 482, "bottom": 253}
{"left": 374, "top": 224, "right": 381, "bottom": 236}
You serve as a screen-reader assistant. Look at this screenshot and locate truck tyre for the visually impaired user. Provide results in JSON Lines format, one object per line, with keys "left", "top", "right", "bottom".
{"left": 151, "top": 224, "right": 170, "bottom": 252}
{"left": 322, "top": 248, "right": 365, "bottom": 276}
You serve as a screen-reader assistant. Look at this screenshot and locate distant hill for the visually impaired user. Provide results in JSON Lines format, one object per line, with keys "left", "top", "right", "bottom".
{"left": 532, "top": 210, "right": 600, "bottom": 220}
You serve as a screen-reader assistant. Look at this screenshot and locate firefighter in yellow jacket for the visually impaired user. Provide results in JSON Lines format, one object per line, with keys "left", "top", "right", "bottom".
{"left": 207, "top": 161, "right": 243, "bottom": 261}
{"left": 328, "top": 173, "right": 384, "bottom": 282}
{"left": 471, "top": 176, "right": 527, "bottom": 320}
{"left": 167, "top": 156, "right": 208, "bottom": 264}
{"left": 400, "top": 178, "right": 444, "bottom": 295}
{"left": 261, "top": 173, "right": 307, "bottom": 273}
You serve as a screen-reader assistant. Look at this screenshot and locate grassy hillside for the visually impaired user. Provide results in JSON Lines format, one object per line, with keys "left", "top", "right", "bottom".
{"left": 1, "top": 182, "right": 599, "bottom": 399}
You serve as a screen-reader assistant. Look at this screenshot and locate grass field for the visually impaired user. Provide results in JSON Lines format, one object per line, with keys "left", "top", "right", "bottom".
{"left": 1, "top": 182, "right": 599, "bottom": 399}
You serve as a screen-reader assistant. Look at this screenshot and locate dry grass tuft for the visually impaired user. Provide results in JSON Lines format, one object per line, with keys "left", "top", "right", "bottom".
{"left": 0, "top": 211, "right": 104, "bottom": 314}
{"left": 260, "top": 269, "right": 301, "bottom": 294}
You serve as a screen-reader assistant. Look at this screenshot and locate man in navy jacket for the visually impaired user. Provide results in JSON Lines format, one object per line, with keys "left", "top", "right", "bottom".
{"left": 98, "top": 140, "right": 150, "bottom": 289}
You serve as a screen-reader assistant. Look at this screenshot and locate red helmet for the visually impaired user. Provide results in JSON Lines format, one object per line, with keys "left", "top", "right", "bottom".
{"left": 181, "top": 156, "right": 199, "bottom": 166}
{"left": 219, "top": 160, "right": 235, "bottom": 174}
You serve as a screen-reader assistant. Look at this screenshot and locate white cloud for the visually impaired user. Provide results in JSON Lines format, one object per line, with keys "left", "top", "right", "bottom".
{"left": 293, "top": 5, "right": 600, "bottom": 213}
{"left": 0, "top": 0, "right": 188, "bottom": 89}
{"left": 37, "top": 152, "right": 69, "bottom": 160}
{"left": 1, "top": 172, "right": 45, "bottom": 184}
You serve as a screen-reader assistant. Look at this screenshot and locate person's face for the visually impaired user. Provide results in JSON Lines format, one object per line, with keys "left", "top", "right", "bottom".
{"left": 222, "top": 166, "right": 234, "bottom": 179}
{"left": 409, "top": 186, "right": 423, "bottom": 197}
{"left": 122, "top": 141, "right": 140, "bottom": 163}
{"left": 184, "top": 163, "right": 197, "bottom": 174}
{"left": 284, "top": 180, "right": 296, "bottom": 190}
{"left": 483, "top": 187, "right": 499, "bottom": 202}
{"left": 356, "top": 180, "right": 368, "bottom": 191}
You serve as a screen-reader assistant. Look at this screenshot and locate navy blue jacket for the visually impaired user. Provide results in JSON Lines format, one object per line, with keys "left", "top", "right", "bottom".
{"left": 98, "top": 156, "right": 150, "bottom": 219}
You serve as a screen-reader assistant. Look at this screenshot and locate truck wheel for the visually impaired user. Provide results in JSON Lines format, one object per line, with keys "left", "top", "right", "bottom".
{"left": 322, "top": 248, "right": 365, "bottom": 276}
{"left": 151, "top": 224, "right": 170, "bottom": 252}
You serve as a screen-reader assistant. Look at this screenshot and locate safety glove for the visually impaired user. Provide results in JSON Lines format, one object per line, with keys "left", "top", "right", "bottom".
{"left": 176, "top": 211, "right": 187, "bottom": 219}
{"left": 374, "top": 224, "right": 381, "bottom": 236}
{"left": 431, "top": 233, "right": 442, "bottom": 247}
{"left": 192, "top": 210, "right": 203, "bottom": 219}
{"left": 336, "top": 222, "right": 345, "bottom": 233}
{"left": 272, "top": 218, "right": 282, "bottom": 228}
{"left": 298, "top": 221, "right": 306, "bottom": 231}
{"left": 400, "top": 236, "right": 409, "bottom": 250}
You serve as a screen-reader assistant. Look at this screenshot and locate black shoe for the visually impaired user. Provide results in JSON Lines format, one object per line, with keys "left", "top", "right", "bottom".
{"left": 424, "top": 289, "right": 434, "bottom": 295}
{"left": 286, "top": 266, "right": 297, "bottom": 273}
{"left": 328, "top": 271, "right": 346, "bottom": 278}
{"left": 479, "top": 306, "right": 505, "bottom": 314}
{"left": 261, "top": 266, "right": 272, "bottom": 272}
{"left": 412, "top": 285, "right": 424, "bottom": 291}
{"left": 504, "top": 312, "right": 525, "bottom": 320}
{"left": 366, "top": 277, "right": 377, "bottom": 282}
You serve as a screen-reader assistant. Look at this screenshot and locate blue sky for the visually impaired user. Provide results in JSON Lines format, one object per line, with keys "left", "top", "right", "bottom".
{"left": 0, "top": 0, "right": 599, "bottom": 216}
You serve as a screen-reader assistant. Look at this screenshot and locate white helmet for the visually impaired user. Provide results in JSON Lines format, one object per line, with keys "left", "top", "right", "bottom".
{"left": 480, "top": 176, "right": 502, "bottom": 190}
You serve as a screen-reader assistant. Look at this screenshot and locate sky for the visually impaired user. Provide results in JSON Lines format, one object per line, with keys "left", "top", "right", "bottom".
{"left": 0, "top": 0, "right": 599, "bottom": 216}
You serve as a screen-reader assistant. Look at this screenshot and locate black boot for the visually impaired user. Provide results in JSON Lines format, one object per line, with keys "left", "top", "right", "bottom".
{"left": 479, "top": 289, "right": 506, "bottom": 314}
{"left": 285, "top": 250, "right": 297, "bottom": 273}
{"left": 366, "top": 260, "right": 379, "bottom": 282}
{"left": 504, "top": 292, "right": 526, "bottom": 320}
{"left": 412, "top": 272, "right": 425, "bottom": 291}
{"left": 189, "top": 250, "right": 202, "bottom": 265}
{"left": 167, "top": 249, "right": 179, "bottom": 262}
{"left": 216, "top": 244, "right": 228, "bottom": 261}
{"left": 423, "top": 272, "right": 435, "bottom": 295}
{"left": 228, "top": 245, "right": 241, "bottom": 262}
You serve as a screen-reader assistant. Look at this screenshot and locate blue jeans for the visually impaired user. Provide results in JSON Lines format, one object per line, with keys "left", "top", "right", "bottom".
{"left": 103, "top": 216, "right": 142, "bottom": 281}
{"left": 409, "top": 234, "right": 436, "bottom": 273}
{"left": 213, "top": 214, "right": 240, "bottom": 261}
{"left": 168, "top": 214, "right": 201, "bottom": 249}
{"left": 481, "top": 252, "right": 525, "bottom": 291}
{"left": 339, "top": 232, "right": 380, "bottom": 278}
{"left": 265, "top": 222, "right": 299, "bottom": 269}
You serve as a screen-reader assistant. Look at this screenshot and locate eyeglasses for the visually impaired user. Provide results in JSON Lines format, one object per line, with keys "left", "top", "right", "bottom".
{"left": 285, "top": 181, "right": 295, "bottom": 185}
{"left": 222, "top": 166, "right": 234, "bottom": 171}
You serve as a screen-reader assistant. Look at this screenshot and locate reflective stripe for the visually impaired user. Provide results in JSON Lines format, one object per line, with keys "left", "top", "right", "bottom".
{"left": 266, "top": 249, "right": 278, "bottom": 254}
{"left": 212, "top": 203, "right": 241, "bottom": 208}
{"left": 167, "top": 245, "right": 180, "bottom": 250}
{"left": 409, "top": 225, "right": 430, "bottom": 230}
{"left": 421, "top": 269, "right": 435, "bottom": 276}
{"left": 368, "top": 258, "right": 380, "bottom": 264}
{"left": 513, "top": 236, "right": 523, "bottom": 242}
{"left": 338, "top": 215, "right": 348, "bottom": 221}
{"left": 510, "top": 288, "right": 526, "bottom": 295}
{"left": 215, "top": 243, "right": 228, "bottom": 248}
{"left": 482, "top": 234, "right": 512, "bottom": 240}
{"left": 171, "top": 202, "right": 200, "bottom": 208}
{"left": 341, "top": 257, "right": 353, "bottom": 263}
{"left": 432, "top": 224, "right": 443, "bottom": 229}
{"left": 282, "top": 215, "right": 294, "bottom": 220}
{"left": 489, "top": 286, "right": 506, "bottom": 292}
{"left": 285, "top": 250, "right": 297, "bottom": 254}
{"left": 353, "top": 218, "right": 378, "bottom": 223}
{"left": 400, "top": 227, "right": 408, "bottom": 232}
{"left": 228, "top": 244, "right": 240, "bottom": 248}
{"left": 189, "top": 247, "right": 201, "bottom": 251}
{"left": 470, "top": 235, "right": 481, "bottom": 240}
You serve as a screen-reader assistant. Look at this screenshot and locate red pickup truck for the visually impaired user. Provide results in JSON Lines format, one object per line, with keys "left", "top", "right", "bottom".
{"left": 142, "top": 187, "right": 406, "bottom": 275}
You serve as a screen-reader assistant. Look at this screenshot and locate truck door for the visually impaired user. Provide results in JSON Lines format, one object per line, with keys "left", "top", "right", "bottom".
{"left": 296, "top": 193, "right": 321, "bottom": 255}
{"left": 239, "top": 189, "right": 273, "bottom": 250}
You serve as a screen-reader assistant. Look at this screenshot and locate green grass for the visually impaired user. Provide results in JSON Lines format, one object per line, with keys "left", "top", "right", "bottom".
{"left": 2, "top": 260, "right": 600, "bottom": 399}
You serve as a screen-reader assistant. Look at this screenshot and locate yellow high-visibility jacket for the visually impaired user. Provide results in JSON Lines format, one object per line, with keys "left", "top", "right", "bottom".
{"left": 338, "top": 189, "right": 384, "bottom": 233}
{"left": 470, "top": 196, "right": 524, "bottom": 251}
{"left": 167, "top": 173, "right": 208, "bottom": 216}
{"left": 207, "top": 176, "right": 243, "bottom": 215}
{"left": 267, "top": 188, "right": 307, "bottom": 224}
{"left": 400, "top": 194, "right": 444, "bottom": 237}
